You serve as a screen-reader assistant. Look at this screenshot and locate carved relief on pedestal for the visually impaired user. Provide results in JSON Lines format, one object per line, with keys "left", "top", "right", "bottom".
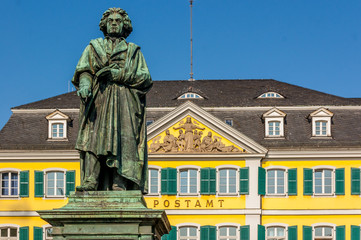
{"left": 148, "top": 116, "right": 244, "bottom": 153}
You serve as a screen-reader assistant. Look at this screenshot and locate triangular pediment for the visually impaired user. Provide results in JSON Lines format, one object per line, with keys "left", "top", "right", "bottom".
{"left": 147, "top": 101, "right": 267, "bottom": 154}
{"left": 46, "top": 110, "right": 69, "bottom": 120}
{"left": 310, "top": 107, "right": 333, "bottom": 117}
{"left": 263, "top": 108, "right": 286, "bottom": 118}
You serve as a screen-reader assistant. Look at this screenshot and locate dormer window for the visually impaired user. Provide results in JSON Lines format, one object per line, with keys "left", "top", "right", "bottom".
{"left": 46, "top": 110, "right": 69, "bottom": 140}
{"left": 258, "top": 92, "right": 284, "bottom": 98}
{"left": 263, "top": 108, "right": 286, "bottom": 138}
{"left": 309, "top": 108, "right": 333, "bottom": 137}
{"left": 178, "top": 93, "right": 203, "bottom": 99}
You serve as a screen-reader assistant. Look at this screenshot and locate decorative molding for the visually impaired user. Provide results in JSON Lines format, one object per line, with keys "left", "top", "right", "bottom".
{"left": 147, "top": 101, "right": 268, "bottom": 154}
{"left": 263, "top": 209, "right": 361, "bottom": 215}
{"left": 0, "top": 150, "right": 79, "bottom": 160}
{"left": 266, "top": 150, "right": 361, "bottom": 160}
{"left": 165, "top": 209, "right": 262, "bottom": 215}
{"left": 11, "top": 109, "right": 79, "bottom": 113}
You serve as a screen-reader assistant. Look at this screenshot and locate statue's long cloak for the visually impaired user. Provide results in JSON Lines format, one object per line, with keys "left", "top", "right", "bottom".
{"left": 72, "top": 38, "right": 152, "bottom": 192}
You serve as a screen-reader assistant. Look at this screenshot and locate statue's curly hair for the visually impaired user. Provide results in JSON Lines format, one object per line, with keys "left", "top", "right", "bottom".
{"left": 99, "top": 8, "right": 133, "bottom": 39}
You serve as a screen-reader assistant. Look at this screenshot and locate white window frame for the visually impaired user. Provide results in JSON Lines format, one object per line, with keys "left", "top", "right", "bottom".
{"left": 263, "top": 108, "right": 286, "bottom": 138}
{"left": 258, "top": 92, "right": 284, "bottom": 98}
{"left": 310, "top": 108, "right": 333, "bottom": 138}
{"left": 216, "top": 223, "right": 240, "bottom": 240}
{"left": 216, "top": 165, "right": 239, "bottom": 196}
{"left": 178, "top": 93, "right": 203, "bottom": 99}
{"left": 46, "top": 110, "right": 69, "bottom": 140}
{"left": 0, "top": 168, "right": 20, "bottom": 198}
{"left": 177, "top": 166, "right": 200, "bottom": 196}
{"left": 43, "top": 224, "right": 53, "bottom": 240}
{"left": 264, "top": 223, "right": 289, "bottom": 240}
{"left": 265, "top": 166, "right": 288, "bottom": 196}
{"left": 44, "top": 168, "right": 67, "bottom": 198}
{"left": 312, "top": 166, "right": 335, "bottom": 196}
{"left": 147, "top": 166, "right": 161, "bottom": 196}
{"left": 312, "top": 223, "right": 336, "bottom": 240}
{"left": 0, "top": 224, "right": 19, "bottom": 240}
{"left": 312, "top": 118, "right": 331, "bottom": 137}
{"left": 177, "top": 223, "right": 200, "bottom": 240}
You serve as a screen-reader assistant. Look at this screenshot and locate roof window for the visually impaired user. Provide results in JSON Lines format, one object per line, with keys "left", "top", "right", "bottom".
{"left": 178, "top": 93, "right": 203, "bottom": 99}
{"left": 258, "top": 92, "right": 284, "bottom": 98}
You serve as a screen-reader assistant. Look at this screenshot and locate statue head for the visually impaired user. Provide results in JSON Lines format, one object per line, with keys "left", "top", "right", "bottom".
{"left": 99, "top": 8, "right": 133, "bottom": 39}
{"left": 165, "top": 129, "right": 170, "bottom": 135}
{"left": 186, "top": 117, "right": 192, "bottom": 123}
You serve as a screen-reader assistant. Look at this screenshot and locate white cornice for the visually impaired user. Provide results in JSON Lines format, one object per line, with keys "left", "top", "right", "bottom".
{"left": 149, "top": 154, "right": 265, "bottom": 161}
{"left": 11, "top": 105, "right": 361, "bottom": 114}
{"left": 165, "top": 209, "right": 262, "bottom": 215}
{"left": 2, "top": 209, "right": 361, "bottom": 217}
{"left": 0, "top": 150, "right": 79, "bottom": 160}
{"left": 266, "top": 150, "right": 361, "bottom": 160}
{"left": 11, "top": 109, "right": 79, "bottom": 113}
{"left": 263, "top": 209, "right": 361, "bottom": 215}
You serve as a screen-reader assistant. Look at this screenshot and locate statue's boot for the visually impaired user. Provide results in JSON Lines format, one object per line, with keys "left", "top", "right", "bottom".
{"left": 76, "top": 152, "right": 100, "bottom": 191}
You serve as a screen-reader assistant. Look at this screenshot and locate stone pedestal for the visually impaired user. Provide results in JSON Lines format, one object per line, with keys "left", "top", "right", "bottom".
{"left": 37, "top": 191, "right": 170, "bottom": 240}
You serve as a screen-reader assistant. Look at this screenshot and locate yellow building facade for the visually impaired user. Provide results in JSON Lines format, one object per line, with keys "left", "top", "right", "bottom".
{"left": 1, "top": 80, "right": 361, "bottom": 240}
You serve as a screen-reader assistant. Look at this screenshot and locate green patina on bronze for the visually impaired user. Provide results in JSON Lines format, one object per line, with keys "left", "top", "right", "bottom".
{"left": 72, "top": 8, "right": 152, "bottom": 192}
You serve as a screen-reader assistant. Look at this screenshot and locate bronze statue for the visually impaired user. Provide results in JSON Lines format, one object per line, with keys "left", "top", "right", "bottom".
{"left": 72, "top": 8, "right": 152, "bottom": 192}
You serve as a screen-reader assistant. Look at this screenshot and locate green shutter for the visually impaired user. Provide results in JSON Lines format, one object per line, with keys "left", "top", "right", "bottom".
{"left": 303, "top": 168, "right": 313, "bottom": 195}
{"left": 200, "top": 226, "right": 216, "bottom": 240}
{"left": 34, "top": 171, "right": 44, "bottom": 197}
{"left": 258, "top": 167, "right": 266, "bottom": 195}
{"left": 19, "top": 227, "right": 29, "bottom": 240}
{"left": 161, "top": 168, "right": 177, "bottom": 195}
{"left": 200, "top": 168, "right": 216, "bottom": 195}
{"left": 351, "top": 225, "right": 360, "bottom": 240}
{"left": 239, "top": 167, "right": 249, "bottom": 195}
{"left": 302, "top": 226, "right": 312, "bottom": 240}
{"left": 33, "top": 227, "right": 43, "bottom": 240}
{"left": 19, "top": 171, "right": 29, "bottom": 197}
{"left": 335, "top": 168, "right": 345, "bottom": 195}
{"left": 351, "top": 168, "right": 361, "bottom": 195}
{"left": 169, "top": 226, "right": 177, "bottom": 240}
{"left": 288, "top": 169, "right": 297, "bottom": 196}
{"left": 240, "top": 225, "right": 250, "bottom": 240}
{"left": 66, "top": 170, "right": 76, "bottom": 196}
{"left": 336, "top": 225, "right": 345, "bottom": 240}
{"left": 258, "top": 225, "right": 265, "bottom": 240}
{"left": 288, "top": 226, "right": 297, "bottom": 240}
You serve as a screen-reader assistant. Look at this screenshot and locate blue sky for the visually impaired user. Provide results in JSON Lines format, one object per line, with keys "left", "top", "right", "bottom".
{"left": 1, "top": 0, "right": 361, "bottom": 129}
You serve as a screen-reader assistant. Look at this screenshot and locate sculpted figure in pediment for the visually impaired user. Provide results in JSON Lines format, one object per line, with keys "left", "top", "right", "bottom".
{"left": 173, "top": 117, "right": 205, "bottom": 152}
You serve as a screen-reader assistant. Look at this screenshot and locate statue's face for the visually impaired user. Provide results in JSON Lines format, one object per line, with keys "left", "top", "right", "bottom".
{"left": 106, "top": 13, "right": 123, "bottom": 37}
{"left": 186, "top": 117, "right": 191, "bottom": 123}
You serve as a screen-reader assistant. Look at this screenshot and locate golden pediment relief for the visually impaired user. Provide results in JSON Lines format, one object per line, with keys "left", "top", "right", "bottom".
{"left": 148, "top": 116, "right": 245, "bottom": 153}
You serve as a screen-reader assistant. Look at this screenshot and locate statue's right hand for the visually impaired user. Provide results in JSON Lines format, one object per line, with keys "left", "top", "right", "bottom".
{"left": 77, "top": 87, "right": 91, "bottom": 99}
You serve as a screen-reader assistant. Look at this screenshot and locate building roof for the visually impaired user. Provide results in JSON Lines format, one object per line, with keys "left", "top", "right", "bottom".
{"left": 2, "top": 79, "right": 361, "bottom": 150}
{"left": 13, "top": 79, "right": 359, "bottom": 110}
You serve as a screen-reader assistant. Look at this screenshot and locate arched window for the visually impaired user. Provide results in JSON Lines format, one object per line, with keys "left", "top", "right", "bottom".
{"left": 314, "top": 226, "right": 333, "bottom": 239}
{"left": 178, "top": 93, "right": 203, "bottom": 99}
{"left": 258, "top": 92, "right": 284, "bottom": 98}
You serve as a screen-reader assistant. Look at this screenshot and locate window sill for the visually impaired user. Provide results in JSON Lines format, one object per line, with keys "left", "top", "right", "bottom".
{"left": 217, "top": 193, "right": 239, "bottom": 197}
{"left": 265, "top": 194, "right": 287, "bottom": 198}
{"left": 313, "top": 193, "right": 335, "bottom": 198}
{"left": 0, "top": 196, "right": 20, "bottom": 200}
{"left": 47, "top": 138, "right": 68, "bottom": 142}
{"left": 310, "top": 136, "right": 332, "bottom": 139}
{"left": 264, "top": 137, "right": 285, "bottom": 140}
{"left": 179, "top": 193, "right": 199, "bottom": 197}
{"left": 145, "top": 193, "right": 160, "bottom": 196}
{"left": 43, "top": 196, "right": 67, "bottom": 199}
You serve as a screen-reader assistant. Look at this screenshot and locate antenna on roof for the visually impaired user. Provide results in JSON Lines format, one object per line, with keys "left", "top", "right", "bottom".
{"left": 188, "top": 0, "right": 195, "bottom": 81}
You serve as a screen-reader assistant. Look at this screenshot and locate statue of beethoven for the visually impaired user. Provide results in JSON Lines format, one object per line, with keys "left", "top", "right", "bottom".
{"left": 72, "top": 8, "right": 152, "bottom": 192}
